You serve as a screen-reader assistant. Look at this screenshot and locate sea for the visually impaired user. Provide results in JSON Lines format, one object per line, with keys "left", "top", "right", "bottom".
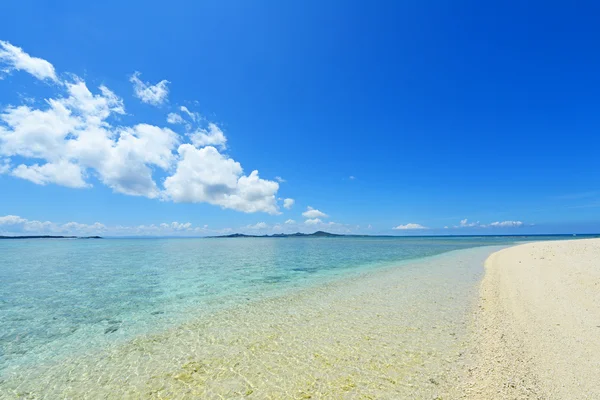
{"left": 0, "top": 235, "right": 586, "bottom": 398}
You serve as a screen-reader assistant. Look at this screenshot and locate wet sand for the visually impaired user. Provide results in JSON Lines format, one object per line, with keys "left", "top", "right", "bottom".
{"left": 1, "top": 246, "right": 500, "bottom": 399}
{"left": 467, "top": 239, "right": 600, "bottom": 399}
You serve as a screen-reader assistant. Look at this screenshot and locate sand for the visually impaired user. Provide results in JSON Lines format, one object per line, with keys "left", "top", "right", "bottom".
{"left": 1, "top": 246, "right": 498, "bottom": 399}
{"left": 3, "top": 239, "right": 599, "bottom": 399}
{"left": 467, "top": 239, "right": 600, "bottom": 399}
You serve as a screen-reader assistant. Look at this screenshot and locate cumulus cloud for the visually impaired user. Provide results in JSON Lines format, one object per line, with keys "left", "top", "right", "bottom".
{"left": 190, "top": 122, "right": 227, "bottom": 149}
{"left": 304, "top": 218, "right": 322, "bottom": 225}
{"left": 452, "top": 219, "right": 525, "bottom": 228}
{"left": 167, "top": 112, "right": 184, "bottom": 124}
{"left": 12, "top": 160, "right": 88, "bottom": 188}
{"left": 291, "top": 218, "right": 355, "bottom": 234}
{"left": 246, "top": 222, "right": 268, "bottom": 230}
{"left": 159, "top": 221, "right": 192, "bottom": 231}
{"left": 130, "top": 71, "right": 169, "bottom": 105}
{"left": 163, "top": 145, "right": 280, "bottom": 214}
{"left": 0, "top": 79, "right": 179, "bottom": 198}
{"left": 0, "top": 214, "right": 106, "bottom": 235}
{"left": 0, "top": 215, "right": 26, "bottom": 225}
{"left": 302, "top": 206, "right": 328, "bottom": 219}
{"left": 487, "top": 220, "right": 524, "bottom": 228}
{"left": 0, "top": 41, "right": 57, "bottom": 81}
{"left": 218, "top": 218, "right": 360, "bottom": 235}
{"left": 0, "top": 158, "right": 11, "bottom": 174}
{"left": 392, "top": 223, "right": 427, "bottom": 230}
{"left": 283, "top": 198, "right": 294, "bottom": 209}
{"left": 275, "top": 176, "right": 286, "bottom": 183}
{"left": 0, "top": 41, "right": 284, "bottom": 214}
{"left": 458, "top": 219, "right": 480, "bottom": 228}
{"left": 180, "top": 106, "right": 198, "bottom": 121}
{"left": 0, "top": 214, "right": 223, "bottom": 236}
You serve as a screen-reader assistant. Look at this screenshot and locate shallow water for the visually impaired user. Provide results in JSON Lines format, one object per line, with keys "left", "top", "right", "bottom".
{"left": 0, "top": 236, "right": 576, "bottom": 398}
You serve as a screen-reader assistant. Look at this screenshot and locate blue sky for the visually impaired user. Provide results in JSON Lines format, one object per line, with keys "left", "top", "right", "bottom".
{"left": 0, "top": 0, "right": 599, "bottom": 236}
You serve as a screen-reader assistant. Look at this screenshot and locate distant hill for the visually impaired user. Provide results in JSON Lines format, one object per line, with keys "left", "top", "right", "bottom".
{"left": 209, "top": 230, "right": 346, "bottom": 238}
{"left": 0, "top": 235, "right": 102, "bottom": 240}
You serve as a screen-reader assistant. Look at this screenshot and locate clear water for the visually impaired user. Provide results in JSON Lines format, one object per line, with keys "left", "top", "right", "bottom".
{"left": 0, "top": 236, "right": 577, "bottom": 378}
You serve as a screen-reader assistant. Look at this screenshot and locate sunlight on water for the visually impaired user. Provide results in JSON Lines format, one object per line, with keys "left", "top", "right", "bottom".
{"left": 0, "top": 236, "right": 566, "bottom": 398}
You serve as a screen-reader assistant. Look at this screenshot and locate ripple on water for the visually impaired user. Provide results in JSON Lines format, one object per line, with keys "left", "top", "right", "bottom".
{"left": 0, "top": 246, "right": 502, "bottom": 399}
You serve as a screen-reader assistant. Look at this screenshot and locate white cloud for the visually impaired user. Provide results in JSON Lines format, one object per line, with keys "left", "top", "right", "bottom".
{"left": 12, "top": 160, "right": 88, "bottom": 188}
{"left": 283, "top": 198, "right": 294, "bottom": 209}
{"left": 190, "top": 122, "right": 227, "bottom": 149}
{"left": 0, "top": 214, "right": 220, "bottom": 236}
{"left": 451, "top": 219, "right": 526, "bottom": 228}
{"left": 167, "top": 112, "right": 184, "bottom": 124}
{"left": 0, "top": 44, "right": 283, "bottom": 214}
{"left": 0, "top": 158, "right": 10, "bottom": 174}
{"left": 392, "top": 223, "right": 427, "bottom": 230}
{"left": 275, "top": 176, "right": 286, "bottom": 183}
{"left": 180, "top": 106, "right": 199, "bottom": 121}
{"left": 0, "top": 214, "right": 106, "bottom": 235}
{"left": 130, "top": 71, "right": 169, "bottom": 106}
{"left": 0, "top": 41, "right": 57, "bottom": 82}
{"left": 246, "top": 222, "right": 268, "bottom": 230}
{"left": 163, "top": 145, "right": 280, "bottom": 214}
{"left": 0, "top": 78, "right": 178, "bottom": 197}
{"left": 304, "top": 218, "right": 322, "bottom": 225}
{"left": 487, "top": 220, "right": 524, "bottom": 228}
{"left": 158, "top": 222, "right": 192, "bottom": 230}
{"left": 214, "top": 217, "right": 360, "bottom": 235}
{"left": 0, "top": 215, "right": 26, "bottom": 225}
{"left": 62, "top": 221, "right": 107, "bottom": 232}
{"left": 119, "top": 222, "right": 200, "bottom": 236}
{"left": 458, "top": 219, "right": 480, "bottom": 228}
{"left": 302, "top": 206, "right": 328, "bottom": 219}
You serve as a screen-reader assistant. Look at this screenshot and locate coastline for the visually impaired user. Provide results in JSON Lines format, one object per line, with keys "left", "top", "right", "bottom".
{"left": 466, "top": 239, "right": 600, "bottom": 399}
{"left": 1, "top": 245, "right": 502, "bottom": 399}
{"left": 5, "top": 239, "right": 597, "bottom": 399}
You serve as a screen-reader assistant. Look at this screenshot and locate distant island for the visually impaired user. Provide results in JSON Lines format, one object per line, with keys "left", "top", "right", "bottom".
{"left": 0, "top": 235, "right": 102, "bottom": 240}
{"left": 207, "top": 232, "right": 599, "bottom": 239}
{"left": 209, "top": 230, "right": 349, "bottom": 238}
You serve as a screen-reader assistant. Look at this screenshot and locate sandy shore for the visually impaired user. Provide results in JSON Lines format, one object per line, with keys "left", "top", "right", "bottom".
{"left": 1, "top": 246, "right": 499, "bottom": 399}
{"left": 4, "top": 240, "right": 598, "bottom": 399}
{"left": 467, "top": 239, "right": 600, "bottom": 399}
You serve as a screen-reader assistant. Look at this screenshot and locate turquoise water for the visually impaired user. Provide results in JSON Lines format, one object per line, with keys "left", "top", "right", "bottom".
{"left": 0, "top": 236, "right": 576, "bottom": 377}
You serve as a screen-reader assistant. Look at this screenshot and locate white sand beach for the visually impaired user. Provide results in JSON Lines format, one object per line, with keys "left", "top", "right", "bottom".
{"left": 467, "top": 239, "right": 600, "bottom": 399}
{"left": 3, "top": 240, "right": 599, "bottom": 399}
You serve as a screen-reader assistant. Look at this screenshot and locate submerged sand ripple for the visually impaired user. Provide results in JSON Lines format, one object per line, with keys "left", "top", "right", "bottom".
{"left": 1, "top": 246, "right": 501, "bottom": 399}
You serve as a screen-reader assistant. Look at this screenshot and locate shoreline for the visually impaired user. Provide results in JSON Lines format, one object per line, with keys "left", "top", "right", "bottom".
{"left": 7, "top": 239, "right": 596, "bottom": 399}
{"left": 466, "top": 238, "right": 600, "bottom": 399}
{"left": 1, "top": 243, "right": 501, "bottom": 377}
{"left": 1, "top": 245, "right": 501, "bottom": 399}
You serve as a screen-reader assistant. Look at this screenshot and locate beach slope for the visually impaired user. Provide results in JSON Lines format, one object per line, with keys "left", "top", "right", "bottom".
{"left": 468, "top": 239, "right": 600, "bottom": 399}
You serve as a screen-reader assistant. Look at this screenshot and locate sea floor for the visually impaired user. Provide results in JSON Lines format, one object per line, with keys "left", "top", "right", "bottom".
{"left": 0, "top": 246, "right": 504, "bottom": 399}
